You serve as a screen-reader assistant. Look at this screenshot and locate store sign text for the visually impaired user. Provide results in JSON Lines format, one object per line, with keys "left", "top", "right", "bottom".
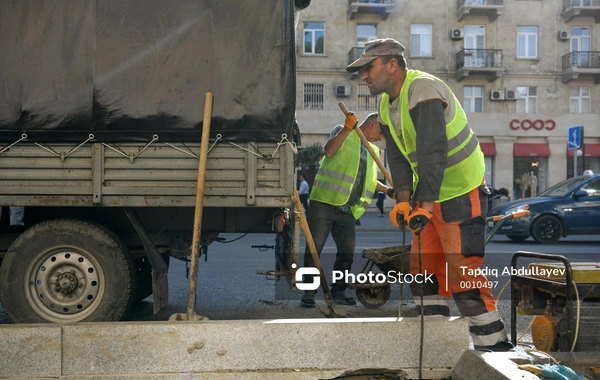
{"left": 510, "top": 119, "right": 556, "bottom": 131}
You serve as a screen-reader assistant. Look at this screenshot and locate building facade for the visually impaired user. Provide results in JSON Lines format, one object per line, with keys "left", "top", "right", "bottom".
{"left": 295, "top": 0, "right": 600, "bottom": 200}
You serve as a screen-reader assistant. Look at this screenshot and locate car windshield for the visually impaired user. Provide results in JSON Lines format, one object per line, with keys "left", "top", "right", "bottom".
{"left": 538, "top": 177, "right": 589, "bottom": 197}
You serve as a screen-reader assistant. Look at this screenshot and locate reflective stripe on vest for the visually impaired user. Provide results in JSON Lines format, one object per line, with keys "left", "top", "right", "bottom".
{"left": 379, "top": 70, "right": 485, "bottom": 202}
{"left": 310, "top": 131, "right": 379, "bottom": 219}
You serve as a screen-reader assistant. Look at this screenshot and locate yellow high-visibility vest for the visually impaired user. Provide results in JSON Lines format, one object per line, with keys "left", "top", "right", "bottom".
{"left": 379, "top": 70, "right": 484, "bottom": 202}
{"left": 310, "top": 131, "right": 379, "bottom": 219}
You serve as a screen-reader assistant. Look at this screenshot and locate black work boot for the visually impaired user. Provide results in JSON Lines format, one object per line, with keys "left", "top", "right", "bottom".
{"left": 474, "top": 340, "right": 514, "bottom": 352}
{"left": 300, "top": 291, "right": 316, "bottom": 308}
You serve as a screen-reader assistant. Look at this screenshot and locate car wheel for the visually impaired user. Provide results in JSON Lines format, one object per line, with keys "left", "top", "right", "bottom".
{"left": 531, "top": 215, "right": 563, "bottom": 244}
{"left": 507, "top": 235, "right": 528, "bottom": 242}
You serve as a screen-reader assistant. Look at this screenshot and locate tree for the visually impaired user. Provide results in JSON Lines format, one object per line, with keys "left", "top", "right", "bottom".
{"left": 295, "top": 142, "right": 324, "bottom": 186}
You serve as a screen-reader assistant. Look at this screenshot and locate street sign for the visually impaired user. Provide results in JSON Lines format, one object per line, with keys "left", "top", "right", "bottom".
{"left": 568, "top": 126, "right": 582, "bottom": 149}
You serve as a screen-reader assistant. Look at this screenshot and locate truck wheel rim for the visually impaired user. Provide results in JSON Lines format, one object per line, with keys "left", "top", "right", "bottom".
{"left": 25, "top": 245, "right": 105, "bottom": 322}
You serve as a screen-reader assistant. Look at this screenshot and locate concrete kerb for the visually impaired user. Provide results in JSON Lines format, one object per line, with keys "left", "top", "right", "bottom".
{"left": 451, "top": 349, "right": 600, "bottom": 380}
{"left": 1, "top": 317, "right": 468, "bottom": 379}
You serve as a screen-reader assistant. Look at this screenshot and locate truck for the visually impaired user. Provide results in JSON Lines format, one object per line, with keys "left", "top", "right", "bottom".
{"left": 0, "top": 0, "right": 310, "bottom": 323}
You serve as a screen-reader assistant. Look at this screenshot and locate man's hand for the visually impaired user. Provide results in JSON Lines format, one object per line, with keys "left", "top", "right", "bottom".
{"left": 386, "top": 187, "right": 395, "bottom": 199}
{"left": 389, "top": 202, "right": 411, "bottom": 228}
{"left": 408, "top": 208, "right": 433, "bottom": 235}
{"left": 344, "top": 113, "right": 358, "bottom": 130}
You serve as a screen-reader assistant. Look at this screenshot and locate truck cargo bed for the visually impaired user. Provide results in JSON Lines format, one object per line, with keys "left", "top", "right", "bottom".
{"left": 0, "top": 141, "right": 295, "bottom": 208}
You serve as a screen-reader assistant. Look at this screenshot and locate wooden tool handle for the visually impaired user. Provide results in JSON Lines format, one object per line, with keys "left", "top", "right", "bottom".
{"left": 338, "top": 102, "right": 394, "bottom": 188}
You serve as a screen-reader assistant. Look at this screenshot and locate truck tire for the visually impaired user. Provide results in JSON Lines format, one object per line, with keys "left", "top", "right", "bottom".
{"left": 0, "top": 219, "right": 135, "bottom": 323}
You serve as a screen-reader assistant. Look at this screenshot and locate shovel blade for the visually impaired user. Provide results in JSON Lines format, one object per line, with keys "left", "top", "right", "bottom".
{"left": 318, "top": 305, "right": 350, "bottom": 318}
{"left": 168, "top": 312, "right": 209, "bottom": 322}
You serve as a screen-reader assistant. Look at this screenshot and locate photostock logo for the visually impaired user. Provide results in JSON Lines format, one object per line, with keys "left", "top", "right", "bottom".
{"left": 292, "top": 263, "right": 320, "bottom": 291}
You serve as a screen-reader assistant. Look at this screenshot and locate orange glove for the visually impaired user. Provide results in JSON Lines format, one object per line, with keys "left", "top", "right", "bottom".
{"left": 408, "top": 208, "right": 433, "bottom": 235}
{"left": 344, "top": 113, "right": 358, "bottom": 130}
{"left": 389, "top": 202, "right": 411, "bottom": 228}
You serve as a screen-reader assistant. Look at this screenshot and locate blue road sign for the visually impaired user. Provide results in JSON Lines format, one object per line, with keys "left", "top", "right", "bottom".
{"left": 568, "top": 126, "right": 582, "bottom": 149}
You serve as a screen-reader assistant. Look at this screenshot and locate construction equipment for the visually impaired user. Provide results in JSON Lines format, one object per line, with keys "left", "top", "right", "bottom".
{"left": 511, "top": 251, "right": 600, "bottom": 352}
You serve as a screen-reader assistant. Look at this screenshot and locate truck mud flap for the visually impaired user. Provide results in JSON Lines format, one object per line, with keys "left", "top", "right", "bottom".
{"left": 124, "top": 208, "right": 169, "bottom": 314}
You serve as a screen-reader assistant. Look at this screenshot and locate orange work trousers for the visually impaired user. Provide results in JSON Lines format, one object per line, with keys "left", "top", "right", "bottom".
{"left": 409, "top": 184, "right": 497, "bottom": 317}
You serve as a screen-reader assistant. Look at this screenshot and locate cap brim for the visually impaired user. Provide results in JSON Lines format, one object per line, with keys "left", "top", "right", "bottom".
{"left": 346, "top": 56, "right": 378, "bottom": 73}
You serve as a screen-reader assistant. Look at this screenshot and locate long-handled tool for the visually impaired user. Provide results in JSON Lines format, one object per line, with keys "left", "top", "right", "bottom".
{"left": 339, "top": 102, "right": 409, "bottom": 318}
{"left": 416, "top": 231, "right": 424, "bottom": 380}
{"left": 169, "top": 92, "right": 213, "bottom": 321}
{"left": 338, "top": 102, "right": 393, "bottom": 187}
{"left": 292, "top": 188, "right": 348, "bottom": 318}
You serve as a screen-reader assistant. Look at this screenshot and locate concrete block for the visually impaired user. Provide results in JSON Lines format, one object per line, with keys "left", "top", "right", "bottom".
{"left": 61, "top": 317, "right": 468, "bottom": 377}
{"left": 451, "top": 350, "right": 541, "bottom": 380}
{"left": 0, "top": 324, "right": 61, "bottom": 379}
{"left": 55, "top": 371, "right": 343, "bottom": 380}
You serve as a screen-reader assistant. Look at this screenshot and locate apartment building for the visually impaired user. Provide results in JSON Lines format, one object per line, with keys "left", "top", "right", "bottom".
{"left": 295, "top": 0, "right": 600, "bottom": 199}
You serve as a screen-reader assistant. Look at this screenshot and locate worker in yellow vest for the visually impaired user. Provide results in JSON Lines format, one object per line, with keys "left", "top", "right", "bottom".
{"left": 301, "top": 113, "right": 392, "bottom": 307}
{"left": 347, "top": 38, "right": 512, "bottom": 352}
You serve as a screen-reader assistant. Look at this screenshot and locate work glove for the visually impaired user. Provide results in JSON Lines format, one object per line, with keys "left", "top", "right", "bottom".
{"left": 344, "top": 112, "right": 358, "bottom": 131}
{"left": 408, "top": 208, "right": 433, "bottom": 235}
{"left": 389, "top": 202, "right": 411, "bottom": 229}
{"left": 386, "top": 187, "right": 395, "bottom": 199}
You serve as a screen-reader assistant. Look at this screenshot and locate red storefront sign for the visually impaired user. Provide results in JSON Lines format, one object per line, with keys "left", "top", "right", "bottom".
{"left": 509, "top": 119, "right": 556, "bottom": 131}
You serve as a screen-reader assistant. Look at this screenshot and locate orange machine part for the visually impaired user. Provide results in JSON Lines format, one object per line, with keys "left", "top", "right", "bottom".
{"left": 532, "top": 315, "right": 558, "bottom": 352}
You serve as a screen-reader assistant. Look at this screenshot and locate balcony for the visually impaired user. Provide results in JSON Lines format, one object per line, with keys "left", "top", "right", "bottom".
{"left": 455, "top": 49, "right": 506, "bottom": 82}
{"left": 562, "top": 0, "right": 600, "bottom": 23}
{"left": 348, "top": 47, "right": 365, "bottom": 66}
{"left": 456, "top": 0, "right": 504, "bottom": 21}
{"left": 561, "top": 51, "right": 600, "bottom": 83}
{"left": 348, "top": 0, "right": 395, "bottom": 20}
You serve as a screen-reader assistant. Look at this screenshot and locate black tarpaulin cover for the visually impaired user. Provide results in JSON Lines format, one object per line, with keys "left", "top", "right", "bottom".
{"left": 0, "top": 0, "right": 297, "bottom": 143}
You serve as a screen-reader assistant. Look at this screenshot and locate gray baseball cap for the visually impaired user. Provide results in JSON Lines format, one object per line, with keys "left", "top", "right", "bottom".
{"left": 346, "top": 38, "right": 405, "bottom": 73}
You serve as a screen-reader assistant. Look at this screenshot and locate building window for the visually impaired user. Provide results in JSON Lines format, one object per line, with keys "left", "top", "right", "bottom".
{"left": 570, "top": 27, "right": 591, "bottom": 67}
{"left": 517, "top": 26, "right": 538, "bottom": 59}
{"left": 303, "top": 83, "right": 324, "bottom": 110}
{"left": 357, "top": 24, "right": 377, "bottom": 47}
{"left": 304, "top": 22, "right": 324, "bottom": 55}
{"left": 410, "top": 24, "right": 432, "bottom": 57}
{"left": 357, "top": 84, "right": 379, "bottom": 111}
{"left": 516, "top": 86, "right": 538, "bottom": 113}
{"left": 570, "top": 87, "right": 590, "bottom": 114}
{"left": 463, "top": 86, "right": 483, "bottom": 113}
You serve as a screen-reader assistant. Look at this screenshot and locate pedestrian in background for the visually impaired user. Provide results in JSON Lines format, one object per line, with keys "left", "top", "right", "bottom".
{"left": 348, "top": 38, "right": 511, "bottom": 352}
{"left": 0, "top": 206, "right": 24, "bottom": 226}
{"left": 298, "top": 174, "right": 310, "bottom": 212}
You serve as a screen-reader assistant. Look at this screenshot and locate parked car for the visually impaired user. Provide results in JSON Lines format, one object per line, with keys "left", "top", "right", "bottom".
{"left": 488, "top": 172, "right": 600, "bottom": 243}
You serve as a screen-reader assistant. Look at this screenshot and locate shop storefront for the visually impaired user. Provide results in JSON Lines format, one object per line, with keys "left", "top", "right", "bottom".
{"left": 480, "top": 142, "right": 496, "bottom": 188}
{"left": 469, "top": 113, "right": 599, "bottom": 202}
{"left": 566, "top": 144, "right": 600, "bottom": 178}
{"left": 512, "top": 144, "right": 549, "bottom": 200}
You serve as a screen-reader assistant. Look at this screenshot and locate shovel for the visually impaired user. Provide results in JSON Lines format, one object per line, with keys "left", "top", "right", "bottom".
{"left": 169, "top": 92, "right": 213, "bottom": 322}
{"left": 292, "top": 188, "right": 348, "bottom": 318}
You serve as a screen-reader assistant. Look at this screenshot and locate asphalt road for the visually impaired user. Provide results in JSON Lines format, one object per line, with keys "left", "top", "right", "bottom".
{"left": 2, "top": 213, "right": 599, "bottom": 347}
